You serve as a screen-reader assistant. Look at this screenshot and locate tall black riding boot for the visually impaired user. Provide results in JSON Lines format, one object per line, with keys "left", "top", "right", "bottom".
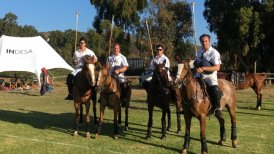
{"left": 120, "top": 82, "right": 128, "bottom": 107}
{"left": 208, "top": 85, "right": 223, "bottom": 118}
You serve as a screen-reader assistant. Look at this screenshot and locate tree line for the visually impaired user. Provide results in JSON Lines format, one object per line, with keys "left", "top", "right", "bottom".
{"left": 0, "top": 0, "right": 274, "bottom": 78}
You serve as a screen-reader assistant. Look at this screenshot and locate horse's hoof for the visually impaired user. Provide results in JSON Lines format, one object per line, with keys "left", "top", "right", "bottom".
{"left": 118, "top": 124, "right": 123, "bottom": 127}
{"left": 113, "top": 135, "right": 119, "bottom": 139}
{"left": 86, "top": 132, "right": 90, "bottom": 139}
{"left": 181, "top": 148, "right": 187, "bottom": 154}
{"left": 94, "top": 134, "right": 99, "bottom": 140}
{"left": 176, "top": 130, "right": 182, "bottom": 134}
{"left": 202, "top": 151, "right": 208, "bottom": 154}
{"left": 256, "top": 106, "right": 261, "bottom": 111}
{"left": 218, "top": 140, "right": 224, "bottom": 145}
{"left": 73, "top": 131, "right": 78, "bottom": 136}
{"left": 125, "top": 127, "right": 129, "bottom": 131}
{"left": 232, "top": 140, "right": 237, "bottom": 148}
{"left": 145, "top": 135, "right": 151, "bottom": 140}
{"left": 166, "top": 127, "right": 170, "bottom": 131}
{"left": 160, "top": 135, "right": 166, "bottom": 140}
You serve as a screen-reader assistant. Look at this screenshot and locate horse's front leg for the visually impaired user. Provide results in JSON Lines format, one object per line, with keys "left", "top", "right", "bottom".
{"left": 92, "top": 99, "right": 97, "bottom": 125}
{"left": 215, "top": 112, "right": 226, "bottom": 145}
{"left": 113, "top": 105, "right": 120, "bottom": 139}
{"left": 227, "top": 106, "right": 237, "bottom": 148}
{"left": 84, "top": 100, "right": 91, "bottom": 139}
{"left": 95, "top": 104, "right": 106, "bottom": 140}
{"left": 124, "top": 103, "right": 129, "bottom": 131}
{"left": 73, "top": 101, "right": 81, "bottom": 136}
{"left": 199, "top": 114, "right": 208, "bottom": 154}
{"left": 160, "top": 107, "right": 167, "bottom": 140}
{"left": 166, "top": 106, "right": 171, "bottom": 131}
{"left": 181, "top": 112, "right": 192, "bottom": 154}
{"left": 175, "top": 88, "right": 182, "bottom": 133}
{"left": 146, "top": 103, "right": 154, "bottom": 140}
{"left": 256, "top": 92, "right": 262, "bottom": 110}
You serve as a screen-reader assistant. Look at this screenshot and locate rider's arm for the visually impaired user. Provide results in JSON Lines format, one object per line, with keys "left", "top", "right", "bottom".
{"left": 198, "top": 64, "right": 220, "bottom": 73}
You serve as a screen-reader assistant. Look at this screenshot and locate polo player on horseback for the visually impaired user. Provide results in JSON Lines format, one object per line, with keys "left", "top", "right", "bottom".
{"left": 106, "top": 43, "right": 130, "bottom": 107}
{"left": 145, "top": 44, "right": 176, "bottom": 101}
{"left": 194, "top": 34, "right": 223, "bottom": 118}
{"left": 65, "top": 37, "right": 98, "bottom": 100}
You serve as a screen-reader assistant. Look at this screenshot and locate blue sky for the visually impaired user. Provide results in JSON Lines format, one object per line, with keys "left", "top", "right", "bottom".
{"left": 0, "top": 0, "right": 216, "bottom": 45}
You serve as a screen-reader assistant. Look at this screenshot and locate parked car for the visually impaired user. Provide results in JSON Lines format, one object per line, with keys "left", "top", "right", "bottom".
{"left": 139, "top": 70, "right": 153, "bottom": 87}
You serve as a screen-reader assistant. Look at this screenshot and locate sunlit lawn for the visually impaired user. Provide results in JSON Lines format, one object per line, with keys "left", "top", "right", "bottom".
{"left": 0, "top": 83, "right": 274, "bottom": 154}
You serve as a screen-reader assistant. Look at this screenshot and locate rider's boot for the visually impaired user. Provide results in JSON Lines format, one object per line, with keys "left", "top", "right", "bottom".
{"left": 208, "top": 85, "right": 223, "bottom": 118}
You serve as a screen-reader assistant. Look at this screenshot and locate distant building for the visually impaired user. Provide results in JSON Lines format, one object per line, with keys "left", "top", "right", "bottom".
{"left": 127, "top": 58, "right": 145, "bottom": 70}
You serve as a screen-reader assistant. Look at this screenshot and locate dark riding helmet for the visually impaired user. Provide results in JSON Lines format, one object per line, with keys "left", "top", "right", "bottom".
{"left": 194, "top": 60, "right": 213, "bottom": 75}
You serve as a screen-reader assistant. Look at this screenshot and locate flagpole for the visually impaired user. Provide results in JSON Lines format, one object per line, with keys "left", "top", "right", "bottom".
{"left": 108, "top": 15, "right": 114, "bottom": 56}
{"left": 191, "top": 2, "right": 197, "bottom": 57}
{"left": 145, "top": 20, "right": 154, "bottom": 58}
{"left": 74, "top": 12, "right": 80, "bottom": 52}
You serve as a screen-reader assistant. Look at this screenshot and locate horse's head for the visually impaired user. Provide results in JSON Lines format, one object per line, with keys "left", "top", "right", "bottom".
{"left": 97, "top": 63, "right": 110, "bottom": 87}
{"left": 152, "top": 60, "right": 169, "bottom": 84}
{"left": 175, "top": 59, "right": 193, "bottom": 84}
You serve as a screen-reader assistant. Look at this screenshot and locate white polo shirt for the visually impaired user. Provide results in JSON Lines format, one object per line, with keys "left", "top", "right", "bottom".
{"left": 71, "top": 48, "right": 97, "bottom": 75}
{"left": 195, "top": 46, "right": 222, "bottom": 86}
{"left": 149, "top": 54, "right": 172, "bottom": 81}
{"left": 107, "top": 53, "right": 129, "bottom": 82}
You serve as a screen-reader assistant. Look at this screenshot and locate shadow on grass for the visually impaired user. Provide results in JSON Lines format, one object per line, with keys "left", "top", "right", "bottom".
{"left": 120, "top": 130, "right": 232, "bottom": 154}
{"left": 0, "top": 109, "right": 73, "bottom": 134}
{"left": 236, "top": 110, "right": 274, "bottom": 117}
{"left": 8, "top": 90, "right": 40, "bottom": 96}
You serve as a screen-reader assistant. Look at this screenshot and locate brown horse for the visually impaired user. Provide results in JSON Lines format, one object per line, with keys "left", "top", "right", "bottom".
{"left": 218, "top": 72, "right": 267, "bottom": 110}
{"left": 72, "top": 56, "right": 97, "bottom": 139}
{"left": 146, "top": 61, "right": 174, "bottom": 140}
{"left": 95, "top": 63, "right": 131, "bottom": 139}
{"left": 176, "top": 60, "right": 237, "bottom": 154}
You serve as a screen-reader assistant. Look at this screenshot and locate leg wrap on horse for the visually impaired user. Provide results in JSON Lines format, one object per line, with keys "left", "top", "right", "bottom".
{"left": 146, "top": 127, "right": 152, "bottom": 138}
{"left": 86, "top": 122, "right": 90, "bottom": 133}
{"left": 220, "top": 125, "right": 226, "bottom": 141}
{"left": 161, "top": 118, "right": 166, "bottom": 135}
{"left": 231, "top": 124, "right": 237, "bottom": 140}
{"left": 114, "top": 122, "right": 118, "bottom": 135}
{"left": 183, "top": 133, "right": 191, "bottom": 149}
{"left": 201, "top": 137, "right": 208, "bottom": 153}
{"left": 96, "top": 124, "right": 102, "bottom": 134}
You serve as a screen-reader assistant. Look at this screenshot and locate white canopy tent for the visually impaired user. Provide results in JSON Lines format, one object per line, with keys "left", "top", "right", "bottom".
{"left": 0, "top": 35, "right": 74, "bottom": 86}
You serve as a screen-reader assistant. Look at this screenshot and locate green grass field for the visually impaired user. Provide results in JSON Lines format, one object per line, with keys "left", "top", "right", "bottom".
{"left": 0, "top": 83, "right": 274, "bottom": 154}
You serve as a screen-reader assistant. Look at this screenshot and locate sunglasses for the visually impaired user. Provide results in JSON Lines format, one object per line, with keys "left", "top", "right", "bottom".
{"left": 156, "top": 48, "right": 163, "bottom": 51}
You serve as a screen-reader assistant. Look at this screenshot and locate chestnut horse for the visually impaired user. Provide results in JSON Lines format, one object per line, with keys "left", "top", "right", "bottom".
{"left": 146, "top": 61, "right": 173, "bottom": 140}
{"left": 218, "top": 72, "right": 267, "bottom": 110}
{"left": 176, "top": 60, "right": 237, "bottom": 154}
{"left": 72, "top": 57, "right": 97, "bottom": 139}
{"left": 95, "top": 64, "right": 131, "bottom": 139}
